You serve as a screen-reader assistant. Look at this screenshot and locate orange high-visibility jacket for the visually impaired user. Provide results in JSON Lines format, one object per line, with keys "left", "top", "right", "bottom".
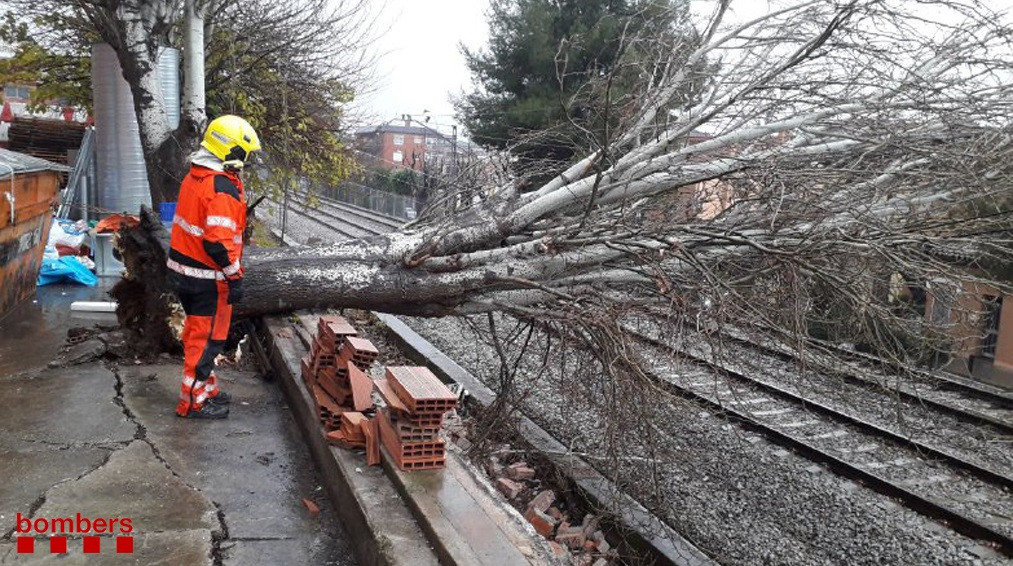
{"left": 167, "top": 165, "right": 246, "bottom": 281}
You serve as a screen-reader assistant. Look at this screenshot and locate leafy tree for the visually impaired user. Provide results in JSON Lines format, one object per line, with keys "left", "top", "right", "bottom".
{"left": 6, "top": 0, "right": 373, "bottom": 205}
{"left": 0, "top": 12, "right": 91, "bottom": 111}
{"left": 456, "top": 0, "right": 696, "bottom": 188}
{"left": 202, "top": 12, "right": 360, "bottom": 197}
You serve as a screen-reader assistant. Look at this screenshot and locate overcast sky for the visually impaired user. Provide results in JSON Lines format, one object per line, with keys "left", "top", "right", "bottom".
{"left": 352, "top": 0, "right": 793, "bottom": 131}
{"left": 351, "top": 0, "right": 1013, "bottom": 132}
{"left": 352, "top": 0, "right": 491, "bottom": 132}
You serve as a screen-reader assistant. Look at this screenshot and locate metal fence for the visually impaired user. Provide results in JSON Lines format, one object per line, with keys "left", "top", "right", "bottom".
{"left": 319, "top": 181, "right": 416, "bottom": 220}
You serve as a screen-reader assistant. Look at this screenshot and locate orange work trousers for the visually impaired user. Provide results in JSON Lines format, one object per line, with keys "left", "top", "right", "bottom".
{"left": 173, "top": 276, "right": 233, "bottom": 416}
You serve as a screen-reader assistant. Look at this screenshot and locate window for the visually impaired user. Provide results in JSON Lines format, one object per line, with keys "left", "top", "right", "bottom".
{"left": 4, "top": 85, "right": 29, "bottom": 99}
{"left": 930, "top": 283, "right": 955, "bottom": 326}
{"left": 392, "top": 150, "right": 403, "bottom": 163}
{"left": 982, "top": 296, "right": 1002, "bottom": 358}
{"left": 393, "top": 134, "right": 404, "bottom": 146}
{"left": 414, "top": 135, "right": 424, "bottom": 144}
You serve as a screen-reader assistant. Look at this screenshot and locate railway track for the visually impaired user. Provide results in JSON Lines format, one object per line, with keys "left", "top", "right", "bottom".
{"left": 640, "top": 320, "right": 1013, "bottom": 470}
{"left": 721, "top": 325, "right": 1013, "bottom": 432}
{"left": 625, "top": 323, "right": 1013, "bottom": 557}
{"left": 260, "top": 192, "right": 400, "bottom": 242}
{"left": 257, "top": 198, "right": 715, "bottom": 565}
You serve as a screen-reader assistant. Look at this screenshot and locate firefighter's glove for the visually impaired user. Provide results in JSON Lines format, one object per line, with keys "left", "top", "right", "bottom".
{"left": 227, "top": 277, "right": 244, "bottom": 305}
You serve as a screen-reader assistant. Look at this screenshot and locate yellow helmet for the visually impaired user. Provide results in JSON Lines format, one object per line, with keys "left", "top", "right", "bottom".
{"left": 201, "top": 115, "right": 261, "bottom": 169}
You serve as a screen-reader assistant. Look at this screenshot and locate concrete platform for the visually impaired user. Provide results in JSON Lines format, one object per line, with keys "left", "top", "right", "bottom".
{"left": 0, "top": 285, "right": 358, "bottom": 565}
{"left": 264, "top": 316, "right": 439, "bottom": 566}
{"left": 264, "top": 314, "right": 557, "bottom": 566}
{"left": 380, "top": 446, "right": 548, "bottom": 565}
{"left": 0, "top": 282, "right": 117, "bottom": 377}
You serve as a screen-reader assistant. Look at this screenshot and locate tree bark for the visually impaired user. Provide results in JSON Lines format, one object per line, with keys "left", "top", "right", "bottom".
{"left": 112, "top": 208, "right": 499, "bottom": 352}
{"left": 101, "top": 0, "right": 204, "bottom": 206}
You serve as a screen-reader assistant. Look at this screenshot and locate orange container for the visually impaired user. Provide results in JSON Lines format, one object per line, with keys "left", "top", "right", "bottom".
{"left": 0, "top": 149, "right": 65, "bottom": 318}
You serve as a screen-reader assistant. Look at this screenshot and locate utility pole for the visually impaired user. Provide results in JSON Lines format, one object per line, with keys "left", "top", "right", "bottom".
{"left": 451, "top": 125, "right": 458, "bottom": 176}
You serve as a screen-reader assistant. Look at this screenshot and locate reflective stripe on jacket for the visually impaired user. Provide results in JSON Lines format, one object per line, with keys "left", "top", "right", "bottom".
{"left": 168, "top": 165, "right": 246, "bottom": 280}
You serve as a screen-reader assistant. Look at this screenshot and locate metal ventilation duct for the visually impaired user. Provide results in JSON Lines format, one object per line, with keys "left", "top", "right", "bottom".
{"left": 158, "top": 48, "right": 180, "bottom": 130}
{"left": 91, "top": 44, "right": 180, "bottom": 214}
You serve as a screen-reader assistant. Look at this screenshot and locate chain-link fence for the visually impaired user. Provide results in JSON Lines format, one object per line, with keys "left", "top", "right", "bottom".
{"left": 319, "top": 181, "right": 416, "bottom": 220}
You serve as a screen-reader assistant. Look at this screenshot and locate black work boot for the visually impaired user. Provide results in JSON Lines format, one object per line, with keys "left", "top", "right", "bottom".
{"left": 180, "top": 402, "right": 229, "bottom": 419}
{"left": 208, "top": 390, "right": 232, "bottom": 405}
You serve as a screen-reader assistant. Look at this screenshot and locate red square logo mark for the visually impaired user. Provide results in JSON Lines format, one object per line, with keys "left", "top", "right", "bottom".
{"left": 116, "top": 536, "right": 134, "bottom": 554}
{"left": 82, "top": 536, "right": 101, "bottom": 554}
{"left": 49, "top": 536, "right": 67, "bottom": 554}
{"left": 16, "top": 536, "right": 34, "bottom": 554}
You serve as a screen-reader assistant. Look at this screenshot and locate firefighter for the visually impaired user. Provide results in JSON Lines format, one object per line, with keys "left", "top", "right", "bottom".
{"left": 168, "top": 115, "right": 261, "bottom": 419}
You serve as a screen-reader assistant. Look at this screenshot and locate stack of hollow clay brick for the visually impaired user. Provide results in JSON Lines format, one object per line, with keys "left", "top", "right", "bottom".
{"left": 301, "top": 316, "right": 377, "bottom": 431}
{"left": 375, "top": 366, "right": 458, "bottom": 471}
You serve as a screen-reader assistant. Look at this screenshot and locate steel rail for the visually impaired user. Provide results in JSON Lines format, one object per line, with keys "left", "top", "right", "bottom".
{"left": 628, "top": 328, "right": 1013, "bottom": 557}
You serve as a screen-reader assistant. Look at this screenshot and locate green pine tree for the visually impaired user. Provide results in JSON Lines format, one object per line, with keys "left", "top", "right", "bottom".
{"left": 456, "top": 0, "right": 698, "bottom": 189}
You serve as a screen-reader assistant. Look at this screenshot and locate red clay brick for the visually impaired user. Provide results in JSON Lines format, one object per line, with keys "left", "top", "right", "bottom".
{"left": 337, "top": 337, "right": 379, "bottom": 370}
{"left": 386, "top": 410, "right": 440, "bottom": 442}
{"left": 318, "top": 375, "right": 352, "bottom": 407}
{"left": 506, "top": 462, "right": 536, "bottom": 481}
{"left": 374, "top": 377, "right": 410, "bottom": 414}
{"left": 398, "top": 457, "right": 446, "bottom": 470}
{"left": 496, "top": 477, "right": 523, "bottom": 499}
{"left": 300, "top": 357, "right": 316, "bottom": 388}
{"left": 325, "top": 429, "right": 365, "bottom": 448}
{"left": 524, "top": 506, "right": 558, "bottom": 538}
{"left": 362, "top": 418, "right": 381, "bottom": 466}
{"left": 340, "top": 412, "right": 367, "bottom": 442}
{"left": 548, "top": 542, "right": 568, "bottom": 559}
{"left": 313, "top": 385, "right": 346, "bottom": 430}
{"left": 347, "top": 362, "right": 375, "bottom": 412}
{"left": 386, "top": 366, "right": 458, "bottom": 415}
{"left": 302, "top": 498, "right": 320, "bottom": 518}
{"left": 527, "top": 489, "right": 556, "bottom": 514}
{"left": 377, "top": 409, "right": 447, "bottom": 470}
{"left": 591, "top": 531, "right": 610, "bottom": 554}
{"left": 319, "top": 315, "right": 357, "bottom": 341}
{"left": 312, "top": 336, "right": 336, "bottom": 357}
{"left": 554, "top": 526, "right": 586, "bottom": 549}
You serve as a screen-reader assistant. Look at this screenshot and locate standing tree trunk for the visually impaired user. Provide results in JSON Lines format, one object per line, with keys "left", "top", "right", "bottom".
{"left": 101, "top": 0, "right": 206, "bottom": 206}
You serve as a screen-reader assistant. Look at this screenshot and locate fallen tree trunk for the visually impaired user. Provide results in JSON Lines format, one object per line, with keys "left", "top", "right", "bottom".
{"left": 113, "top": 207, "right": 567, "bottom": 353}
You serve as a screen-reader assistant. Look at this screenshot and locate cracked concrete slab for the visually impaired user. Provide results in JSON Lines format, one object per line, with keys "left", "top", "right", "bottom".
{"left": 0, "top": 444, "right": 111, "bottom": 536}
{"left": 1, "top": 288, "right": 356, "bottom": 565}
{"left": 0, "top": 530, "right": 212, "bottom": 565}
{"left": 119, "top": 364, "right": 357, "bottom": 561}
{"left": 223, "top": 538, "right": 333, "bottom": 565}
{"left": 33, "top": 441, "right": 218, "bottom": 534}
{"left": 0, "top": 364, "right": 134, "bottom": 537}
{"left": 0, "top": 366, "right": 135, "bottom": 448}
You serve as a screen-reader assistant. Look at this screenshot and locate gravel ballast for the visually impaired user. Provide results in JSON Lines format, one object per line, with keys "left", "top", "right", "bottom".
{"left": 401, "top": 314, "right": 1008, "bottom": 566}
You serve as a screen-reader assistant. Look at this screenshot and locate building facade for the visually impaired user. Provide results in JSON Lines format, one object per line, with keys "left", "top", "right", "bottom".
{"left": 353, "top": 119, "right": 456, "bottom": 170}
{"left": 927, "top": 281, "right": 1011, "bottom": 388}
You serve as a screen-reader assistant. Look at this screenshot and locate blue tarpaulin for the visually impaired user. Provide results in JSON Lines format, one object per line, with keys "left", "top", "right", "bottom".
{"left": 37, "top": 256, "right": 98, "bottom": 287}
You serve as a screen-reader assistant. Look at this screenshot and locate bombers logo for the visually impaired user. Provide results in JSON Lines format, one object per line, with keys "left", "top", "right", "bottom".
{"left": 14, "top": 513, "right": 134, "bottom": 554}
